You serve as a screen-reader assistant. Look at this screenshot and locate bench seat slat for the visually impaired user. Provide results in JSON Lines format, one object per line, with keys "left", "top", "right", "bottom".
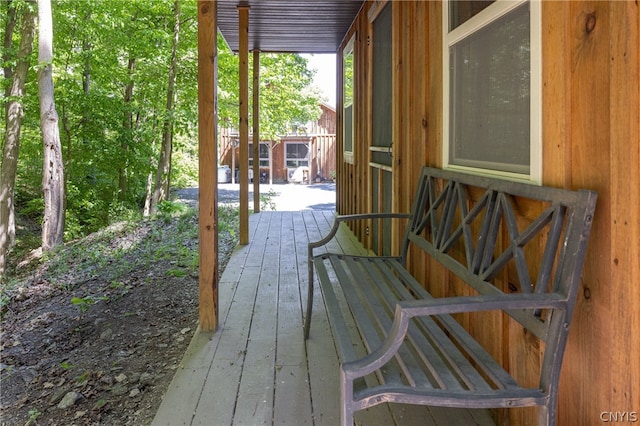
{"left": 322, "top": 254, "right": 516, "bottom": 394}
{"left": 365, "top": 258, "right": 492, "bottom": 391}
{"left": 348, "top": 257, "right": 436, "bottom": 389}
{"left": 326, "top": 256, "right": 406, "bottom": 387}
{"left": 313, "top": 257, "right": 357, "bottom": 363}
{"left": 378, "top": 259, "right": 501, "bottom": 392}
{"left": 385, "top": 259, "right": 523, "bottom": 391}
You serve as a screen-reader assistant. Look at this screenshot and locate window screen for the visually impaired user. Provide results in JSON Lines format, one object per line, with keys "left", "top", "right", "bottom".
{"left": 445, "top": 1, "right": 539, "bottom": 179}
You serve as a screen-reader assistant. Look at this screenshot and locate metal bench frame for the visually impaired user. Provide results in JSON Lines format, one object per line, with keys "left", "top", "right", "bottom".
{"left": 304, "top": 167, "right": 597, "bottom": 426}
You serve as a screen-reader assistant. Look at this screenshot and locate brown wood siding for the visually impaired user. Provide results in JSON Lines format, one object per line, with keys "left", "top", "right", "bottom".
{"left": 219, "top": 106, "right": 337, "bottom": 183}
{"left": 219, "top": 137, "right": 337, "bottom": 183}
{"left": 337, "top": 10, "right": 371, "bottom": 244}
{"left": 337, "top": 1, "right": 640, "bottom": 424}
{"left": 312, "top": 134, "right": 337, "bottom": 181}
{"left": 545, "top": 2, "right": 640, "bottom": 425}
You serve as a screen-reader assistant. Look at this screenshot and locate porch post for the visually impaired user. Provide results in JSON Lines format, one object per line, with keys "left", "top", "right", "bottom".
{"left": 253, "top": 50, "right": 261, "bottom": 212}
{"left": 238, "top": 4, "right": 250, "bottom": 245}
{"left": 197, "top": 0, "right": 218, "bottom": 331}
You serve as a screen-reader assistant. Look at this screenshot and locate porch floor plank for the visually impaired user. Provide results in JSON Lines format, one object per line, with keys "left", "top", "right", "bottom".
{"left": 152, "top": 210, "right": 495, "bottom": 426}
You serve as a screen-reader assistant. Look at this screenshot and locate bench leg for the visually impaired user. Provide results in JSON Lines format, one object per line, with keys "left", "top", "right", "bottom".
{"left": 340, "top": 369, "right": 354, "bottom": 426}
{"left": 303, "top": 260, "right": 314, "bottom": 340}
{"left": 303, "top": 287, "right": 313, "bottom": 339}
{"left": 539, "top": 400, "right": 557, "bottom": 426}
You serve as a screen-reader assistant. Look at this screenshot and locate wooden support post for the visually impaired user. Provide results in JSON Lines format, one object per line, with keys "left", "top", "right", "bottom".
{"left": 238, "top": 5, "right": 249, "bottom": 245}
{"left": 253, "top": 50, "right": 261, "bottom": 212}
{"left": 197, "top": 0, "right": 218, "bottom": 331}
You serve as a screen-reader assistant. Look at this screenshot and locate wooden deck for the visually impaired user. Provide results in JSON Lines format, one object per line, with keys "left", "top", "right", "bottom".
{"left": 152, "top": 210, "right": 495, "bottom": 426}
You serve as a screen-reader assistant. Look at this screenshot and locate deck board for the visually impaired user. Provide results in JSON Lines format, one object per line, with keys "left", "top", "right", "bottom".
{"left": 152, "top": 210, "right": 495, "bottom": 426}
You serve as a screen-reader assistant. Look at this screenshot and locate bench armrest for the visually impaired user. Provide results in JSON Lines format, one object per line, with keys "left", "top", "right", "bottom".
{"left": 342, "top": 293, "right": 567, "bottom": 380}
{"left": 309, "top": 212, "right": 411, "bottom": 251}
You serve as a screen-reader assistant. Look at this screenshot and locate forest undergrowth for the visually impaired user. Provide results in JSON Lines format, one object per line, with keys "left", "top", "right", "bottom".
{"left": 0, "top": 197, "right": 239, "bottom": 425}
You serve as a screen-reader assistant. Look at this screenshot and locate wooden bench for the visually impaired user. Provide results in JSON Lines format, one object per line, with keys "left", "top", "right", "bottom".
{"left": 303, "top": 167, "right": 597, "bottom": 426}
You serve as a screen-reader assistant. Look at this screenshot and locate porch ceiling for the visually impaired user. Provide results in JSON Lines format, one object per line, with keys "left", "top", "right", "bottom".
{"left": 216, "top": 0, "right": 364, "bottom": 53}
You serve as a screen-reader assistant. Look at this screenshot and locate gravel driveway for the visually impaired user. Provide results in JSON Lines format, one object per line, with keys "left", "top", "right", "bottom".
{"left": 175, "top": 182, "right": 336, "bottom": 211}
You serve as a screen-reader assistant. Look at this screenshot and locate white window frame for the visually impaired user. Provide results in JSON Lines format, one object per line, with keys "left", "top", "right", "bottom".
{"left": 442, "top": 0, "right": 542, "bottom": 183}
{"left": 343, "top": 34, "right": 356, "bottom": 164}
{"left": 285, "top": 142, "right": 310, "bottom": 169}
{"left": 249, "top": 141, "right": 270, "bottom": 168}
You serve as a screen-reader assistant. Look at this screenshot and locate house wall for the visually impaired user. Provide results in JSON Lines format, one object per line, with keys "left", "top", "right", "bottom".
{"left": 312, "top": 103, "right": 337, "bottom": 134}
{"left": 219, "top": 105, "right": 337, "bottom": 183}
{"left": 337, "top": 1, "right": 639, "bottom": 424}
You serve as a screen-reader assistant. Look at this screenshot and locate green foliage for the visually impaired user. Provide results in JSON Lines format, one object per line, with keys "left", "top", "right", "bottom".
{"left": 4, "top": 0, "right": 321, "bottom": 261}
{"left": 260, "top": 189, "right": 278, "bottom": 211}
{"left": 71, "top": 295, "right": 109, "bottom": 312}
{"left": 171, "top": 143, "right": 199, "bottom": 188}
{"left": 157, "top": 200, "right": 188, "bottom": 216}
{"left": 258, "top": 53, "right": 322, "bottom": 140}
{"left": 218, "top": 204, "right": 239, "bottom": 237}
{"left": 217, "top": 48, "right": 323, "bottom": 140}
{"left": 165, "top": 268, "right": 187, "bottom": 278}
{"left": 0, "top": 282, "right": 14, "bottom": 314}
{"left": 25, "top": 408, "right": 42, "bottom": 426}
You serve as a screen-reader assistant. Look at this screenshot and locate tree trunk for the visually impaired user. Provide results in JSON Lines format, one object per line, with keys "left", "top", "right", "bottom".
{"left": 150, "top": 0, "right": 181, "bottom": 214}
{"left": 3, "top": 0, "right": 18, "bottom": 104}
{"left": 143, "top": 160, "right": 154, "bottom": 217}
{"left": 38, "top": 0, "right": 65, "bottom": 251}
{"left": 1, "top": 3, "right": 36, "bottom": 275}
{"left": 119, "top": 57, "right": 136, "bottom": 202}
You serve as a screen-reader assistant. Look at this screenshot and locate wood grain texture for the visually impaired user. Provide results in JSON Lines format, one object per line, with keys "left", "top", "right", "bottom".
{"left": 161, "top": 211, "right": 488, "bottom": 424}
{"left": 335, "top": 2, "right": 639, "bottom": 424}
{"left": 197, "top": 0, "right": 218, "bottom": 331}
{"left": 238, "top": 6, "right": 249, "bottom": 245}
{"left": 252, "top": 50, "right": 260, "bottom": 211}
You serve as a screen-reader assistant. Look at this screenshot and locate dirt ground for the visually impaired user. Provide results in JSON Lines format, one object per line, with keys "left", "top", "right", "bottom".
{"left": 0, "top": 204, "right": 237, "bottom": 426}
{"left": 0, "top": 183, "right": 335, "bottom": 425}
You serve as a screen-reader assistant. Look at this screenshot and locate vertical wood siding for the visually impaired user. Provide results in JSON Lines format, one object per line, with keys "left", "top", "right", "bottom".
{"left": 337, "top": 1, "right": 639, "bottom": 424}
{"left": 219, "top": 106, "right": 336, "bottom": 183}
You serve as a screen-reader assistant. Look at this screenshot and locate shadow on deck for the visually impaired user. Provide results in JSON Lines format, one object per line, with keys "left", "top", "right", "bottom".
{"left": 152, "top": 211, "right": 495, "bottom": 426}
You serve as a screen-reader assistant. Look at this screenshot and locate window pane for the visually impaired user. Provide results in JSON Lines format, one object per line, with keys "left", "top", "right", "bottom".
{"left": 343, "top": 36, "right": 355, "bottom": 156}
{"left": 259, "top": 143, "right": 269, "bottom": 158}
{"left": 286, "top": 143, "right": 309, "bottom": 168}
{"left": 286, "top": 143, "right": 309, "bottom": 159}
{"left": 449, "top": 3, "right": 530, "bottom": 174}
{"left": 344, "top": 104, "right": 353, "bottom": 153}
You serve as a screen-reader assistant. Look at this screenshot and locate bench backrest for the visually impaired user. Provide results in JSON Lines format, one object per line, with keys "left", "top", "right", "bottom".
{"left": 402, "top": 167, "right": 597, "bottom": 342}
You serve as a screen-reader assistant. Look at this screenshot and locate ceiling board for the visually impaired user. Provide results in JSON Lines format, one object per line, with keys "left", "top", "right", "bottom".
{"left": 217, "top": 0, "right": 364, "bottom": 53}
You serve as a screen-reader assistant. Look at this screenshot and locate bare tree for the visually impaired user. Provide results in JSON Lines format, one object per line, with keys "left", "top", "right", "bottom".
{"left": 38, "top": 0, "right": 65, "bottom": 250}
{"left": 1, "top": 1, "right": 37, "bottom": 274}
{"left": 150, "top": 0, "right": 181, "bottom": 215}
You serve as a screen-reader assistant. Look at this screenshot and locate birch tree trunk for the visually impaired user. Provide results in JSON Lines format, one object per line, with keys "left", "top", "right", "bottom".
{"left": 38, "top": 0, "right": 65, "bottom": 251}
{"left": 1, "top": 3, "right": 37, "bottom": 274}
{"left": 150, "top": 0, "right": 181, "bottom": 215}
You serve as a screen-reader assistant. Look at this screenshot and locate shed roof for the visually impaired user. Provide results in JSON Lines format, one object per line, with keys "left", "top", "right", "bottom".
{"left": 216, "top": 0, "right": 364, "bottom": 53}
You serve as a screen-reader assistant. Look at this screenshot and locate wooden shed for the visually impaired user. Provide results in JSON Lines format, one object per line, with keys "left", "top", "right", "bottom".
{"left": 219, "top": 103, "right": 337, "bottom": 183}
{"left": 197, "top": 1, "right": 639, "bottom": 424}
